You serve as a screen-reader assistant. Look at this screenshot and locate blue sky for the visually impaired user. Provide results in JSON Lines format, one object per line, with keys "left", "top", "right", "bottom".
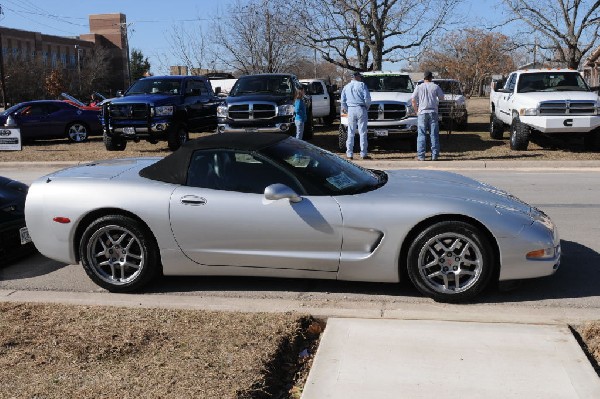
{"left": 0, "top": 0, "right": 497, "bottom": 74}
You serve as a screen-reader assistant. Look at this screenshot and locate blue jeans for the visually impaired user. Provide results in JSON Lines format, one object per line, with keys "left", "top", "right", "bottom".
{"left": 346, "top": 106, "right": 368, "bottom": 157}
{"left": 417, "top": 112, "right": 440, "bottom": 160}
{"left": 295, "top": 120, "right": 304, "bottom": 140}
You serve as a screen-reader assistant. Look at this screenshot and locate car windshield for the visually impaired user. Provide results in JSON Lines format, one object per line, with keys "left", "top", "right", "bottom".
{"left": 260, "top": 138, "right": 385, "bottom": 195}
{"left": 230, "top": 76, "right": 293, "bottom": 96}
{"left": 126, "top": 79, "right": 183, "bottom": 95}
{"left": 517, "top": 72, "right": 590, "bottom": 93}
{"left": 363, "top": 75, "right": 414, "bottom": 93}
{"left": 434, "top": 80, "right": 463, "bottom": 95}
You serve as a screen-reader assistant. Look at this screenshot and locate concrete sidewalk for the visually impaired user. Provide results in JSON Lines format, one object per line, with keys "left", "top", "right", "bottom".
{"left": 302, "top": 318, "right": 600, "bottom": 399}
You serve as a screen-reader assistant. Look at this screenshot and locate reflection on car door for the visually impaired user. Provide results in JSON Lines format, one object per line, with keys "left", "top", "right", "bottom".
{"left": 169, "top": 187, "right": 343, "bottom": 271}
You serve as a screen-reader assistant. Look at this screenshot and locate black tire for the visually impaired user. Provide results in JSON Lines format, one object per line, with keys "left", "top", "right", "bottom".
{"left": 168, "top": 123, "right": 189, "bottom": 151}
{"left": 510, "top": 116, "right": 530, "bottom": 150}
{"left": 66, "top": 122, "right": 90, "bottom": 142}
{"left": 584, "top": 129, "right": 600, "bottom": 151}
{"left": 103, "top": 132, "right": 127, "bottom": 151}
{"left": 323, "top": 114, "right": 335, "bottom": 126}
{"left": 338, "top": 124, "right": 348, "bottom": 151}
{"left": 489, "top": 113, "right": 504, "bottom": 139}
{"left": 79, "top": 215, "right": 160, "bottom": 292}
{"left": 406, "top": 221, "right": 495, "bottom": 303}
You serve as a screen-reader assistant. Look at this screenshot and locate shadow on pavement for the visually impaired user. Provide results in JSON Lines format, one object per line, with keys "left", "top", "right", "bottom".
{"left": 0, "top": 252, "right": 67, "bottom": 281}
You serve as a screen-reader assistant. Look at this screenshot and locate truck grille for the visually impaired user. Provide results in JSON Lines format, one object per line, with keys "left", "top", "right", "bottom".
{"left": 228, "top": 103, "right": 276, "bottom": 120}
{"left": 539, "top": 101, "right": 596, "bottom": 115}
{"left": 367, "top": 103, "right": 407, "bottom": 121}
{"left": 106, "top": 103, "right": 150, "bottom": 120}
{"left": 438, "top": 100, "right": 457, "bottom": 117}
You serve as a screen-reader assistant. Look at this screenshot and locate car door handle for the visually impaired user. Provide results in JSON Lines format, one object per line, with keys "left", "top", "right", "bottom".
{"left": 180, "top": 195, "right": 207, "bottom": 206}
{"left": 324, "top": 97, "right": 328, "bottom": 99}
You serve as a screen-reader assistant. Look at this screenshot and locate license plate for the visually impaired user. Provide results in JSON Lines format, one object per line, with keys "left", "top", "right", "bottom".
{"left": 245, "top": 128, "right": 258, "bottom": 133}
{"left": 374, "top": 129, "right": 388, "bottom": 137}
{"left": 123, "top": 127, "right": 136, "bottom": 135}
{"left": 19, "top": 226, "right": 31, "bottom": 245}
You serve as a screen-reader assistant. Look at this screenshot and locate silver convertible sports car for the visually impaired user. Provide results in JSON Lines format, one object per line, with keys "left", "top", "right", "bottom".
{"left": 25, "top": 133, "right": 560, "bottom": 302}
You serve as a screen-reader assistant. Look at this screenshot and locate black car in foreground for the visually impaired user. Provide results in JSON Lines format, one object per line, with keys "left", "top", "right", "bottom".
{"left": 0, "top": 176, "right": 35, "bottom": 266}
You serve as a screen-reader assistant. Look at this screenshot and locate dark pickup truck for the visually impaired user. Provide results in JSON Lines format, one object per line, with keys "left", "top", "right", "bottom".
{"left": 216, "top": 73, "right": 313, "bottom": 139}
{"left": 101, "top": 75, "right": 220, "bottom": 151}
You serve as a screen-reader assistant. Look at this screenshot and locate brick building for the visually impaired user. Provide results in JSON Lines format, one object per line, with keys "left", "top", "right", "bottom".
{"left": 0, "top": 13, "right": 130, "bottom": 95}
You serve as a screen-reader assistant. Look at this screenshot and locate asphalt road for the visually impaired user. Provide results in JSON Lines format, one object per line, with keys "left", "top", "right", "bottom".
{"left": 1, "top": 163, "right": 599, "bottom": 315}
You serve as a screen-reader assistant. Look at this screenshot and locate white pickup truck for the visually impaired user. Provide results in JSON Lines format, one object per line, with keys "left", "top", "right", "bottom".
{"left": 489, "top": 69, "right": 600, "bottom": 150}
{"left": 338, "top": 71, "right": 417, "bottom": 151}
{"left": 300, "top": 79, "right": 337, "bottom": 125}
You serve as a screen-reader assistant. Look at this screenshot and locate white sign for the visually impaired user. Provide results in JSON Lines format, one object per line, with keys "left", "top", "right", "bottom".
{"left": 0, "top": 128, "right": 21, "bottom": 151}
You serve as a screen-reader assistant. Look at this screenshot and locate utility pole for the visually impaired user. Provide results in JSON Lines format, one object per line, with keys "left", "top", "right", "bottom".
{"left": 0, "top": 6, "right": 6, "bottom": 108}
{"left": 74, "top": 44, "right": 82, "bottom": 94}
{"left": 120, "top": 22, "right": 134, "bottom": 87}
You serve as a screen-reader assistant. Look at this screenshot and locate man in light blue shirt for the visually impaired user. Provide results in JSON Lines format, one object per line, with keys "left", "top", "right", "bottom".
{"left": 341, "top": 72, "right": 372, "bottom": 159}
{"left": 411, "top": 71, "right": 445, "bottom": 161}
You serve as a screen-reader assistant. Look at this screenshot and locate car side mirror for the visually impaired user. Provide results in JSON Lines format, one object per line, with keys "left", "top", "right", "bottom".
{"left": 264, "top": 183, "right": 302, "bottom": 203}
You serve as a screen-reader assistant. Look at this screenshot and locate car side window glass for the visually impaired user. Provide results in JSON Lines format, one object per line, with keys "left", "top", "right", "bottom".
{"left": 187, "top": 149, "right": 303, "bottom": 194}
{"left": 186, "top": 80, "right": 210, "bottom": 96}
{"left": 311, "top": 82, "right": 324, "bottom": 95}
{"left": 23, "top": 104, "right": 45, "bottom": 116}
{"left": 505, "top": 74, "right": 516, "bottom": 92}
{"left": 46, "top": 104, "right": 61, "bottom": 114}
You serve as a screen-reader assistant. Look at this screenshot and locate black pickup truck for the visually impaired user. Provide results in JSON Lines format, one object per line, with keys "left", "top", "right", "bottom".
{"left": 101, "top": 75, "right": 220, "bottom": 151}
{"left": 216, "top": 73, "right": 313, "bottom": 139}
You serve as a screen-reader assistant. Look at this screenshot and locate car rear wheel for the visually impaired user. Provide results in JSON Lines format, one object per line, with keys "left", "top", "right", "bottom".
{"left": 103, "top": 132, "right": 127, "bottom": 151}
{"left": 407, "top": 221, "right": 495, "bottom": 302}
{"left": 168, "top": 123, "right": 189, "bottom": 151}
{"left": 338, "top": 124, "right": 348, "bottom": 151}
{"left": 66, "top": 122, "right": 89, "bottom": 142}
{"left": 79, "top": 215, "right": 159, "bottom": 292}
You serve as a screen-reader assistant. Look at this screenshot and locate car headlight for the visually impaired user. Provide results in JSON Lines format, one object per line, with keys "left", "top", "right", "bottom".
{"left": 519, "top": 107, "right": 538, "bottom": 116}
{"left": 217, "top": 104, "right": 228, "bottom": 118}
{"left": 406, "top": 104, "right": 416, "bottom": 117}
{"left": 278, "top": 104, "right": 295, "bottom": 116}
{"left": 155, "top": 105, "right": 174, "bottom": 116}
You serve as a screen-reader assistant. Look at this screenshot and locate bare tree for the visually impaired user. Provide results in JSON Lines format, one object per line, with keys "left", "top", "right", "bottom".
{"left": 504, "top": 0, "right": 600, "bottom": 69}
{"left": 166, "top": 24, "right": 220, "bottom": 73}
{"left": 419, "top": 29, "right": 516, "bottom": 96}
{"left": 287, "top": 0, "right": 460, "bottom": 72}
{"left": 212, "top": 0, "right": 303, "bottom": 74}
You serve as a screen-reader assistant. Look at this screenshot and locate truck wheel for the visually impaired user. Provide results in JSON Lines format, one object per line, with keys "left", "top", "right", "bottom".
{"left": 509, "top": 116, "right": 529, "bottom": 150}
{"left": 103, "top": 132, "right": 126, "bottom": 151}
{"left": 168, "top": 123, "right": 189, "bottom": 151}
{"left": 338, "top": 124, "right": 348, "bottom": 151}
{"left": 584, "top": 129, "right": 600, "bottom": 151}
{"left": 489, "top": 113, "right": 504, "bottom": 139}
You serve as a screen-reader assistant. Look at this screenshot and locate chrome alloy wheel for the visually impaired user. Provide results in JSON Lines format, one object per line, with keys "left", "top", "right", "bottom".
{"left": 86, "top": 224, "right": 145, "bottom": 285}
{"left": 68, "top": 123, "right": 89, "bottom": 142}
{"left": 417, "top": 232, "right": 483, "bottom": 294}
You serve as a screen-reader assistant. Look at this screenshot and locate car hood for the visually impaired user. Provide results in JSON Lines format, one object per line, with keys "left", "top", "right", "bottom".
{"left": 109, "top": 94, "right": 180, "bottom": 106}
{"left": 226, "top": 94, "right": 291, "bottom": 105}
{"left": 370, "top": 92, "right": 413, "bottom": 103}
{"left": 372, "top": 169, "right": 531, "bottom": 213}
{"left": 42, "top": 158, "right": 161, "bottom": 180}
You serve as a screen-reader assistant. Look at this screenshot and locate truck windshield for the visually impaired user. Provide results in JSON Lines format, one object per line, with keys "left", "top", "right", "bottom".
{"left": 363, "top": 75, "right": 414, "bottom": 93}
{"left": 230, "top": 76, "right": 293, "bottom": 96}
{"left": 434, "top": 80, "right": 463, "bottom": 95}
{"left": 517, "top": 72, "right": 589, "bottom": 93}
{"left": 126, "top": 79, "right": 183, "bottom": 95}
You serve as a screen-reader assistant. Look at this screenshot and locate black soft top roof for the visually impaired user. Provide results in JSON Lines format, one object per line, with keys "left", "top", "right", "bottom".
{"left": 139, "top": 133, "right": 289, "bottom": 184}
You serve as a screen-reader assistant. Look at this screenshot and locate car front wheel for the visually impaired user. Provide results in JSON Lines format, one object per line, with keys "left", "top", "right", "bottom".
{"left": 79, "top": 215, "right": 160, "bottom": 292}
{"left": 407, "top": 221, "right": 495, "bottom": 302}
{"left": 66, "top": 122, "right": 89, "bottom": 142}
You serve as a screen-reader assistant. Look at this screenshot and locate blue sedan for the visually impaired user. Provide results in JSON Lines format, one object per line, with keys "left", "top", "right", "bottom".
{"left": 0, "top": 100, "right": 102, "bottom": 142}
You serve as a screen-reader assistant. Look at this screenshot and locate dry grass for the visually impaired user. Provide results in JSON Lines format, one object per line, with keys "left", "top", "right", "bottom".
{"left": 0, "top": 302, "right": 317, "bottom": 399}
{"left": 1, "top": 98, "right": 599, "bottom": 163}
{"left": 575, "top": 322, "right": 600, "bottom": 376}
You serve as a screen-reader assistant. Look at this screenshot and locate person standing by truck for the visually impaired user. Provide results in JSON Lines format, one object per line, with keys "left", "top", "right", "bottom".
{"left": 294, "top": 87, "right": 307, "bottom": 140}
{"left": 411, "top": 71, "right": 445, "bottom": 161}
{"left": 341, "top": 71, "right": 372, "bottom": 159}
